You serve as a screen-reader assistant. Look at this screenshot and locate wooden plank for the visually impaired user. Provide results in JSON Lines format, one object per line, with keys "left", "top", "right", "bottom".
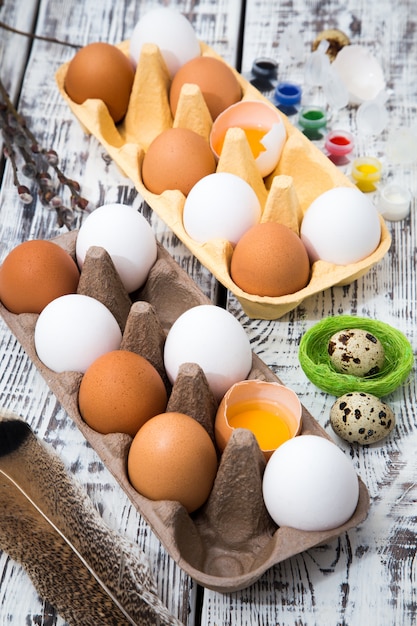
{"left": 0, "top": 0, "right": 243, "bottom": 623}
{"left": 0, "top": 0, "right": 39, "bottom": 102}
{"left": 203, "top": 0, "right": 417, "bottom": 625}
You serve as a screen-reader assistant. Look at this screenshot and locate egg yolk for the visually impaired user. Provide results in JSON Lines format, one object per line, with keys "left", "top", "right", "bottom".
{"left": 213, "top": 127, "right": 267, "bottom": 159}
{"left": 227, "top": 399, "right": 292, "bottom": 450}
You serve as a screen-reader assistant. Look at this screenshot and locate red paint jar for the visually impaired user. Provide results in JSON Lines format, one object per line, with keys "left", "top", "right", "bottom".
{"left": 325, "top": 130, "right": 354, "bottom": 164}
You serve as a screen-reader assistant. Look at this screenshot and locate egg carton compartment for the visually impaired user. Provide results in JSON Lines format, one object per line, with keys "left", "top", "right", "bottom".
{"left": 55, "top": 41, "right": 391, "bottom": 320}
{"left": 0, "top": 230, "right": 369, "bottom": 592}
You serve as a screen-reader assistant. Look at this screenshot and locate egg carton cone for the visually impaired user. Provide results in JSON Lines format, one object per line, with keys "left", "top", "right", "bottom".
{"left": 0, "top": 230, "right": 369, "bottom": 592}
{"left": 55, "top": 40, "right": 391, "bottom": 320}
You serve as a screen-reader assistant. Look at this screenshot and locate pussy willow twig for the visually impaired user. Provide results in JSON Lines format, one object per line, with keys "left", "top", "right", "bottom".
{"left": 0, "top": 76, "right": 90, "bottom": 229}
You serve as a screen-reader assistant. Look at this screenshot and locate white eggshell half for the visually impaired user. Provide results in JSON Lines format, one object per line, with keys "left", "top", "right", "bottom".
{"left": 332, "top": 45, "right": 385, "bottom": 105}
{"left": 255, "top": 122, "right": 287, "bottom": 178}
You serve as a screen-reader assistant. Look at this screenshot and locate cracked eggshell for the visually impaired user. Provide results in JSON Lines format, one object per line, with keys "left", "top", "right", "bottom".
{"left": 332, "top": 44, "right": 385, "bottom": 105}
{"left": 328, "top": 328, "right": 385, "bottom": 377}
{"left": 330, "top": 391, "right": 395, "bottom": 444}
{"left": 210, "top": 100, "right": 287, "bottom": 177}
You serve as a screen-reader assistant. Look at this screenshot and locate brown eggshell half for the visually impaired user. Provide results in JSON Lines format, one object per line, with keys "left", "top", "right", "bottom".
{"left": 215, "top": 380, "right": 303, "bottom": 460}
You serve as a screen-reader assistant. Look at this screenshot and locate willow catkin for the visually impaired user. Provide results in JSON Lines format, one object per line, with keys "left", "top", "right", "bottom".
{"left": 298, "top": 315, "right": 414, "bottom": 397}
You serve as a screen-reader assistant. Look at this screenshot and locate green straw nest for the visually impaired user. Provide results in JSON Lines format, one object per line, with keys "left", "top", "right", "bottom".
{"left": 298, "top": 315, "right": 414, "bottom": 397}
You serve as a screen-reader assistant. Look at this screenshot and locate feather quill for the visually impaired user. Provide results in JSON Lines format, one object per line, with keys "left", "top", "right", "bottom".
{"left": 0, "top": 412, "right": 184, "bottom": 626}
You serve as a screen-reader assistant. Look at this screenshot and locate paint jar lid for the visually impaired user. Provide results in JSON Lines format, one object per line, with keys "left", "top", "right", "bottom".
{"left": 356, "top": 92, "right": 389, "bottom": 136}
{"left": 377, "top": 183, "right": 412, "bottom": 221}
{"left": 386, "top": 126, "right": 417, "bottom": 165}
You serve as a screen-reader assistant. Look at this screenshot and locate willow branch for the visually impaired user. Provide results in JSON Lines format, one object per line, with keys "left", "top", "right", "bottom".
{"left": 0, "top": 19, "right": 80, "bottom": 49}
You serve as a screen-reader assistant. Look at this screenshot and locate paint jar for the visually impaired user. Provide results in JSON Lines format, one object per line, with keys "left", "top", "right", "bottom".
{"left": 351, "top": 156, "right": 382, "bottom": 192}
{"left": 247, "top": 57, "right": 278, "bottom": 94}
{"left": 214, "top": 380, "right": 302, "bottom": 461}
{"left": 298, "top": 105, "right": 327, "bottom": 140}
{"left": 377, "top": 183, "right": 412, "bottom": 221}
{"left": 273, "top": 82, "right": 302, "bottom": 117}
{"left": 324, "top": 130, "right": 355, "bottom": 165}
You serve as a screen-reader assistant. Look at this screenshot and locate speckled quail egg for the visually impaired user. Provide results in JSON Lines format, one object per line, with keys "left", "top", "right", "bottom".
{"left": 327, "top": 328, "right": 385, "bottom": 377}
{"left": 330, "top": 391, "right": 395, "bottom": 444}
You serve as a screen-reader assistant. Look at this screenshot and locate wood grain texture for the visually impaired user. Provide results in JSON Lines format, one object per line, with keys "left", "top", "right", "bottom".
{"left": 0, "top": 0, "right": 241, "bottom": 623}
{"left": 212, "top": 1, "right": 417, "bottom": 625}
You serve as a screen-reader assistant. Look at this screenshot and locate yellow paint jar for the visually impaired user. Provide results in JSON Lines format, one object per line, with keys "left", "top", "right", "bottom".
{"left": 351, "top": 156, "right": 382, "bottom": 192}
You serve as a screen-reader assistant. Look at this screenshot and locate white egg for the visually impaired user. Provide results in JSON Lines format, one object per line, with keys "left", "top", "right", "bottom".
{"left": 76, "top": 203, "right": 157, "bottom": 293}
{"left": 183, "top": 173, "right": 261, "bottom": 244}
{"left": 129, "top": 8, "right": 201, "bottom": 77}
{"left": 34, "top": 294, "right": 122, "bottom": 373}
{"left": 300, "top": 187, "right": 381, "bottom": 265}
{"left": 163, "top": 304, "right": 252, "bottom": 401}
{"left": 262, "top": 435, "right": 360, "bottom": 531}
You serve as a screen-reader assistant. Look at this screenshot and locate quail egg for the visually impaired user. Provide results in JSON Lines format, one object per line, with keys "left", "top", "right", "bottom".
{"left": 327, "top": 328, "right": 385, "bottom": 377}
{"left": 330, "top": 391, "right": 395, "bottom": 444}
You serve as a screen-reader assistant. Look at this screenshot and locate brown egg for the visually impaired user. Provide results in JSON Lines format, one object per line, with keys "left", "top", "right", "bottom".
{"left": 78, "top": 350, "right": 167, "bottom": 437}
{"left": 64, "top": 42, "right": 135, "bottom": 123}
{"left": 169, "top": 56, "right": 242, "bottom": 120}
{"left": 141, "top": 127, "right": 216, "bottom": 196}
{"left": 127, "top": 411, "right": 218, "bottom": 513}
{"left": 230, "top": 222, "right": 311, "bottom": 297}
{"left": 0, "top": 240, "right": 80, "bottom": 314}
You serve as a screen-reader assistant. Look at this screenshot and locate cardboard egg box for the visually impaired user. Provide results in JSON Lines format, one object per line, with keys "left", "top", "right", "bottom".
{"left": 0, "top": 230, "right": 369, "bottom": 592}
{"left": 55, "top": 41, "right": 391, "bottom": 320}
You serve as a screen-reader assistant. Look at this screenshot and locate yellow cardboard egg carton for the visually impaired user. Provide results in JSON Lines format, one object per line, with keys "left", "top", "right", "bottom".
{"left": 55, "top": 40, "right": 391, "bottom": 320}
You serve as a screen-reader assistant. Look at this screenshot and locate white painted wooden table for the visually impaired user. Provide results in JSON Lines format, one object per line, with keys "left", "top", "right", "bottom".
{"left": 0, "top": 0, "right": 416, "bottom": 624}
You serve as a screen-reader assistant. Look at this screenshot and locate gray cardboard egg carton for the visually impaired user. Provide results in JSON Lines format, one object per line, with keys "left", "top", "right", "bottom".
{"left": 0, "top": 230, "right": 369, "bottom": 591}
